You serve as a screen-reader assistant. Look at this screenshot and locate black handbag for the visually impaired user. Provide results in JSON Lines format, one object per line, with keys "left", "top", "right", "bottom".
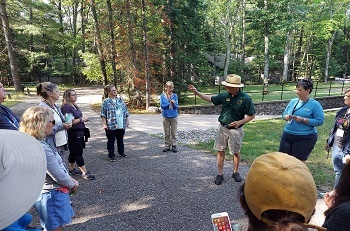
{"left": 84, "top": 128, "right": 90, "bottom": 142}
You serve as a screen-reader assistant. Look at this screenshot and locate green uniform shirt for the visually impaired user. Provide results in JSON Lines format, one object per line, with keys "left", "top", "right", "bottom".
{"left": 211, "top": 91, "right": 255, "bottom": 127}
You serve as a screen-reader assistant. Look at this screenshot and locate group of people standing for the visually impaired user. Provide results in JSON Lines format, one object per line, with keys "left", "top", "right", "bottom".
{"left": 0, "top": 81, "right": 96, "bottom": 231}
{"left": 1, "top": 74, "right": 350, "bottom": 230}
{"left": 187, "top": 74, "right": 350, "bottom": 230}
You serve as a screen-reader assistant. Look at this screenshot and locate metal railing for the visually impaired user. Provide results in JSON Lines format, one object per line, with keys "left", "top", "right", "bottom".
{"left": 185, "top": 80, "right": 349, "bottom": 105}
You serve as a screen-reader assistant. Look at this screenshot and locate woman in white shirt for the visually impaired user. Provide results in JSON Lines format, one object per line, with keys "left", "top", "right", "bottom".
{"left": 37, "top": 82, "right": 72, "bottom": 169}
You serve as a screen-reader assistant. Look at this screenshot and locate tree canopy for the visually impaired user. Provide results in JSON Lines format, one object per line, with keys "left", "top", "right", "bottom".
{"left": 1, "top": 0, "right": 350, "bottom": 99}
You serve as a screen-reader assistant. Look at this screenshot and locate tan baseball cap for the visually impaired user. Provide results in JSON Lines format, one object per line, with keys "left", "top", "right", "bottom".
{"left": 244, "top": 152, "right": 317, "bottom": 224}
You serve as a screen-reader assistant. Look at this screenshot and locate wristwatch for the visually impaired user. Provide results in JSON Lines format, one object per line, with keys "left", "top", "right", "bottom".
{"left": 79, "top": 118, "right": 82, "bottom": 123}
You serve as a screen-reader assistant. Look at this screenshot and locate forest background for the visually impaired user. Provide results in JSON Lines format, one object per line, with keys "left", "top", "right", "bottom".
{"left": 1, "top": 0, "right": 350, "bottom": 108}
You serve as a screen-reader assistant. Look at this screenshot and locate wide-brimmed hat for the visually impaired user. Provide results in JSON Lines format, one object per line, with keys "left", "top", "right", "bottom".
{"left": 221, "top": 74, "right": 244, "bottom": 88}
{"left": 0, "top": 130, "right": 46, "bottom": 230}
{"left": 244, "top": 152, "right": 317, "bottom": 224}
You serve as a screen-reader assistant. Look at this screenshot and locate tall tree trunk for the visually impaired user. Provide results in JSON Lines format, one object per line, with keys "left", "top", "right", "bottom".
{"left": 106, "top": 0, "right": 118, "bottom": 87}
{"left": 263, "top": 0, "right": 269, "bottom": 91}
{"left": 324, "top": 4, "right": 336, "bottom": 83}
{"left": 325, "top": 31, "right": 336, "bottom": 83}
{"left": 126, "top": 0, "right": 137, "bottom": 89}
{"left": 241, "top": 0, "right": 246, "bottom": 65}
{"left": 141, "top": 0, "right": 150, "bottom": 109}
{"left": 168, "top": 0, "right": 175, "bottom": 79}
{"left": 81, "top": 0, "right": 85, "bottom": 53}
{"left": 282, "top": 30, "right": 292, "bottom": 82}
{"left": 223, "top": 0, "right": 231, "bottom": 77}
{"left": 72, "top": 0, "right": 79, "bottom": 84}
{"left": 56, "top": 0, "right": 68, "bottom": 71}
{"left": 0, "top": 0, "right": 21, "bottom": 91}
{"left": 29, "top": 4, "right": 33, "bottom": 52}
{"left": 90, "top": 0, "right": 108, "bottom": 86}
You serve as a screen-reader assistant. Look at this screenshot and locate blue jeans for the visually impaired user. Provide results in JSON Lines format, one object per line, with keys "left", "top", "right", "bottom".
{"left": 332, "top": 145, "right": 345, "bottom": 188}
{"left": 34, "top": 190, "right": 73, "bottom": 231}
{"left": 105, "top": 129, "right": 125, "bottom": 158}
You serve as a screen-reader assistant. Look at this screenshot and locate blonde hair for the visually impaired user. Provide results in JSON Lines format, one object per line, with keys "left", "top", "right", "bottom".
{"left": 19, "top": 106, "right": 53, "bottom": 140}
{"left": 36, "top": 82, "right": 58, "bottom": 99}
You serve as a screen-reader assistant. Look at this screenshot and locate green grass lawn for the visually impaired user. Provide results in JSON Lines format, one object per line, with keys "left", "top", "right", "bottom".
{"left": 2, "top": 92, "right": 23, "bottom": 107}
{"left": 189, "top": 111, "right": 337, "bottom": 191}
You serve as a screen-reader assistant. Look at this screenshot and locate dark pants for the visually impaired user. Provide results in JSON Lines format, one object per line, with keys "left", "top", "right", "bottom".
{"left": 279, "top": 132, "right": 318, "bottom": 161}
{"left": 106, "top": 129, "right": 125, "bottom": 158}
{"left": 68, "top": 134, "right": 85, "bottom": 167}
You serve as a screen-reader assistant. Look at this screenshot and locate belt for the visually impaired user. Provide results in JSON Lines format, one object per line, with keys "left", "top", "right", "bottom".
{"left": 220, "top": 122, "right": 235, "bottom": 130}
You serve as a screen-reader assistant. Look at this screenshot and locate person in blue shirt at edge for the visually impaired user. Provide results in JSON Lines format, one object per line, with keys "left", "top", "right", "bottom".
{"left": 0, "top": 82, "right": 20, "bottom": 130}
{"left": 160, "top": 81, "right": 179, "bottom": 153}
{"left": 101, "top": 84, "right": 129, "bottom": 162}
{"left": 279, "top": 78, "right": 324, "bottom": 162}
{"left": 187, "top": 74, "right": 255, "bottom": 185}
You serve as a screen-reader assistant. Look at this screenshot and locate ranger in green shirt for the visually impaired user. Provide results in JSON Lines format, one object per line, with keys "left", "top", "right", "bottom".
{"left": 188, "top": 74, "right": 255, "bottom": 185}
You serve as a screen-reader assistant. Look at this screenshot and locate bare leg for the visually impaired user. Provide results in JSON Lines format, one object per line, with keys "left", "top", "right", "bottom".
{"left": 217, "top": 151, "right": 225, "bottom": 175}
{"left": 233, "top": 152, "right": 240, "bottom": 173}
{"left": 78, "top": 165, "right": 88, "bottom": 174}
{"left": 68, "top": 163, "right": 75, "bottom": 171}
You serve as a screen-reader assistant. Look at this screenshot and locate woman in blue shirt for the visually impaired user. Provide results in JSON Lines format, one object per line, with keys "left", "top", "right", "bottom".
{"left": 279, "top": 79, "right": 324, "bottom": 161}
{"left": 160, "top": 81, "right": 178, "bottom": 153}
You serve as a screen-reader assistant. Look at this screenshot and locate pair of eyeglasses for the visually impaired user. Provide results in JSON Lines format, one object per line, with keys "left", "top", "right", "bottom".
{"left": 47, "top": 120, "right": 55, "bottom": 125}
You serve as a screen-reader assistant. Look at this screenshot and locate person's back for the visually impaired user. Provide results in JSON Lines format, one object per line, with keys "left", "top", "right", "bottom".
{"left": 238, "top": 152, "right": 325, "bottom": 231}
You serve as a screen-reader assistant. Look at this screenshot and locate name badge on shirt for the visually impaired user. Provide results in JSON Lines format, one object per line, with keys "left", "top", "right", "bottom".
{"left": 116, "top": 109, "right": 124, "bottom": 129}
{"left": 336, "top": 128, "right": 345, "bottom": 137}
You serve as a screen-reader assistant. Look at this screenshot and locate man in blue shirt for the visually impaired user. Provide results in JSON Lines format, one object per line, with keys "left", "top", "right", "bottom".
{"left": 188, "top": 74, "right": 255, "bottom": 185}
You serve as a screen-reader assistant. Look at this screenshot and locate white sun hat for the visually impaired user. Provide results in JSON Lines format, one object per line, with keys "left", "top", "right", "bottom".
{"left": 0, "top": 130, "right": 46, "bottom": 230}
{"left": 221, "top": 74, "right": 245, "bottom": 88}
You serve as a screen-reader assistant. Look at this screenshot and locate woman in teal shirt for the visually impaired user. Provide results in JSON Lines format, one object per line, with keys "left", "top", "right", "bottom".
{"left": 279, "top": 79, "right": 324, "bottom": 161}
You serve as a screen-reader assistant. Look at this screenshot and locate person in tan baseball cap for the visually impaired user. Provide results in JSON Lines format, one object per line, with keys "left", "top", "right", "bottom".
{"left": 188, "top": 74, "right": 255, "bottom": 185}
{"left": 238, "top": 152, "right": 325, "bottom": 231}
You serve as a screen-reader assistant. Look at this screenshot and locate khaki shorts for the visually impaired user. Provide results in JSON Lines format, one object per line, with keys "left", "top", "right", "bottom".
{"left": 214, "top": 124, "right": 244, "bottom": 154}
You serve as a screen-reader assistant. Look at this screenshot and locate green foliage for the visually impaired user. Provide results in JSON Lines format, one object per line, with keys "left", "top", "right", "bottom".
{"left": 79, "top": 51, "right": 112, "bottom": 83}
{"left": 2, "top": 0, "right": 350, "bottom": 94}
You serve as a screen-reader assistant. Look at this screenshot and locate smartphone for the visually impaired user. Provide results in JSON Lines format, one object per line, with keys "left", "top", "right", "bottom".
{"left": 211, "top": 212, "right": 232, "bottom": 231}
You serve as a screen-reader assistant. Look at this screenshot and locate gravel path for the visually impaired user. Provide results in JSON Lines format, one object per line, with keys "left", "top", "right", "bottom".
{"left": 10, "top": 86, "right": 326, "bottom": 230}
{"left": 10, "top": 87, "right": 249, "bottom": 230}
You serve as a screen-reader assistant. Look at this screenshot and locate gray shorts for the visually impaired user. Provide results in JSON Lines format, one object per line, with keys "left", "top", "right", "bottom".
{"left": 214, "top": 124, "right": 244, "bottom": 154}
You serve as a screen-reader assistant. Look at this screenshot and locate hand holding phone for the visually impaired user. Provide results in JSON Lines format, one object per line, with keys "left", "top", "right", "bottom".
{"left": 211, "top": 212, "right": 232, "bottom": 231}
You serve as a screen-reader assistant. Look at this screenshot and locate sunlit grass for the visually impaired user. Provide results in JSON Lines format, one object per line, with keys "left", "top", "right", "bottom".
{"left": 2, "top": 92, "right": 24, "bottom": 107}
